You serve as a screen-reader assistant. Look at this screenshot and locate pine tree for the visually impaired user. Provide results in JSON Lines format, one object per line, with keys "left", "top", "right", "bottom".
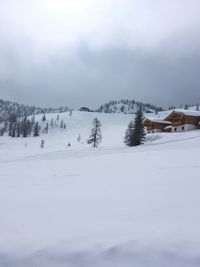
{"left": 22, "top": 116, "right": 28, "bottom": 137}
{"left": 42, "top": 113, "right": 46, "bottom": 121}
{"left": 124, "top": 120, "right": 135, "bottom": 146}
{"left": 33, "top": 122, "right": 40, "bottom": 137}
{"left": 124, "top": 107, "right": 146, "bottom": 147}
{"left": 77, "top": 134, "right": 81, "bottom": 142}
{"left": 40, "top": 139, "right": 45, "bottom": 148}
{"left": 60, "top": 119, "right": 64, "bottom": 128}
{"left": 87, "top": 118, "right": 102, "bottom": 148}
{"left": 50, "top": 118, "right": 54, "bottom": 128}
{"left": 44, "top": 122, "right": 49, "bottom": 134}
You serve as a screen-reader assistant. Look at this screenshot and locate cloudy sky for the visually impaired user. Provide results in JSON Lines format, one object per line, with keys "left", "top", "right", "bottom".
{"left": 0, "top": 0, "right": 200, "bottom": 108}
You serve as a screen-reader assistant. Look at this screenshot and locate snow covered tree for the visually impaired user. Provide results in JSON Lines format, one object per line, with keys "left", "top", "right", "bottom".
{"left": 87, "top": 118, "right": 102, "bottom": 148}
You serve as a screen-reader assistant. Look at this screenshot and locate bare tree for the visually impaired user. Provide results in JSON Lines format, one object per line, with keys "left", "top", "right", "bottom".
{"left": 87, "top": 118, "right": 102, "bottom": 148}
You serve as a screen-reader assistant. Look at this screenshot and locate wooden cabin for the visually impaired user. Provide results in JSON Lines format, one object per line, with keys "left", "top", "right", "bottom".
{"left": 164, "top": 110, "right": 200, "bottom": 132}
{"left": 143, "top": 118, "right": 172, "bottom": 133}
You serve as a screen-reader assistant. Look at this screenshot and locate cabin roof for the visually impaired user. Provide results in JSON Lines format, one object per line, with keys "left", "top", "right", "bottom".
{"left": 144, "top": 117, "right": 172, "bottom": 124}
{"left": 168, "top": 109, "right": 200, "bottom": 117}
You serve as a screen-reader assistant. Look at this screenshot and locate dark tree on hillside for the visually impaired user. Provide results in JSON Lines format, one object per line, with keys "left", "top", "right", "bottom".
{"left": 22, "top": 116, "right": 28, "bottom": 137}
{"left": 124, "top": 120, "right": 135, "bottom": 146}
{"left": 60, "top": 119, "right": 64, "bottom": 128}
{"left": 16, "top": 121, "right": 21, "bottom": 137}
{"left": 50, "top": 118, "right": 54, "bottom": 128}
{"left": 33, "top": 122, "right": 40, "bottom": 137}
{"left": 124, "top": 107, "right": 146, "bottom": 147}
{"left": 44, "top": 122, "right": 49, "bottom": 134}
{"left": 40, "top": 139, "right": 45, "bottom": 148}
{"left": 77, "top": 134, "right": 81, "bottom": 142}
{"left": 42, "top": 113, "right": 46, "bottom": 121}
{"left": 87, "top": 118, "right": 102, "bottom": 148}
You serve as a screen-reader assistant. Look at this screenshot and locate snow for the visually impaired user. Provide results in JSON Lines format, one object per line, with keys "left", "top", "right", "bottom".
{"left": 172, "top": 109, "right": 200, "bottom": 117}
{"left": 144, "top": 117, "right": 172, "bottom": 124}
{"left": 0, "top": 111, "right": 200, "bottom": 266}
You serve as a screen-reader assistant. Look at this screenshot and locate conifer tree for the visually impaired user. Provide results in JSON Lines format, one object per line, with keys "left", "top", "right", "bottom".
{"left": 42, "top": 113, "right": 46, "bottom": 121}
{"left": 124, "top": 107, "right": 146, "bottom": 146}
{"left": 44, "top": 122, "right": 49, "bottom": 134}
{"left": 77, "top": 134, "right": 81, "bottom": 142}
{"left": 33, "top": 122, "right": 40, "bottom": 137}
{"left": 87, "top": 118, "right": 102, "bottom": 148}
{"left": 22, "top": 116, "right": 28, "bottom": 137}
{"left": 124, "top": 120, "right": 135, "bottom": 146}
{"left": 60, "top": 119, "right": 64, "bottom": 128}
{"left": 50, "top": 118, "right": 54, "bottom": 128}
{"left": 40, "top": 139, "right": 45, "bottom": 148}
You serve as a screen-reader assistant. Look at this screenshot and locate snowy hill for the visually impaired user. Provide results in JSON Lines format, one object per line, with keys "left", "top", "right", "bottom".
{"left": 0, "top": 98, "right": 69, "bottom": 122}
{"left": 96, "top": 99, "right": 163, "bottom": 114}
{"left": 0, "top": 110, "right": 200, "bottom": 266}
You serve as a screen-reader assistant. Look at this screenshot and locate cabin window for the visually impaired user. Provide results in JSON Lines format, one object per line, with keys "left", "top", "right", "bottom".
{"left": 182, "top": 126, "right": 185, "bottom": 131}
{"left": 174, "top": 128, "right": 177, "bottom": 132}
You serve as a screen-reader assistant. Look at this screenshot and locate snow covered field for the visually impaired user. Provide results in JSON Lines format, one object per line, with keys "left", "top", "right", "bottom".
{"left": 0, "top": 111, "right": 200, "bottom": 266}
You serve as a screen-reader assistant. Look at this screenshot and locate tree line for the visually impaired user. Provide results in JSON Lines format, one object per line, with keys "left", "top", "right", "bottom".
{"left": 0, "top": 112, "right": 71, "bottom": 137}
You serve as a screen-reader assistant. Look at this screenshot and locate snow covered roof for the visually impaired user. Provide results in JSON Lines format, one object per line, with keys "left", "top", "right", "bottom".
{"left": 164, "top": 125, "right": 172, "bottom": 129}
{"left": 144, "top": 117, "right": 172, "bottom": 124}
{"left": 170, "top": 109, "right": 200, "bottom": 117}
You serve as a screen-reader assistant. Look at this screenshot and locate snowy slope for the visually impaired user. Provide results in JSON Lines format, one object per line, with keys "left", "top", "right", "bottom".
{"left": 96, "top": 99, "right": 163, "bottom": 114}
{"left": 0, "top": 111, "right": 200, "bottom": 267}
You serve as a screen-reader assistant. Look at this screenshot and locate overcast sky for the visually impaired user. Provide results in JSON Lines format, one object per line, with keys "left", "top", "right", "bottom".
{"left": 0, "top": 0, "right": 200, "bottom": 108}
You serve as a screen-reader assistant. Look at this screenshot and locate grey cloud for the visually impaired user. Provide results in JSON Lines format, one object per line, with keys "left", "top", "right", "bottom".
{"left": 1, "top": 32, "right": 200, "bottom": 109}
{"left": 0, "top": 0, "right": 200, "bottom": 108}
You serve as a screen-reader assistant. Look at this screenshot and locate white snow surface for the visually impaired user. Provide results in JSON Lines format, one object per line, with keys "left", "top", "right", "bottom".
{"left": 0, "top": 111, "right": 200, "bottom": 266}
